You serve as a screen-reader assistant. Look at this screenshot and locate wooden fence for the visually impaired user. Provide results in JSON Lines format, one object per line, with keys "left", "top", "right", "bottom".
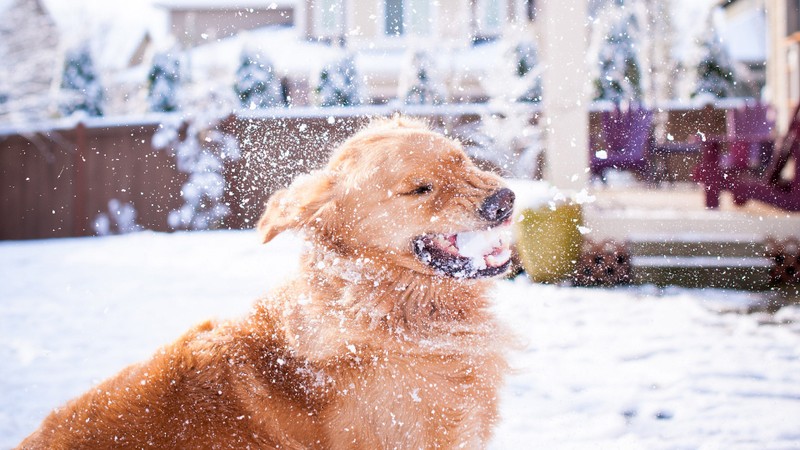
{"left": 0, "top": 113, "right": 375, "bottom": 240}
{"left": 0, "top": 103, "right": 737, "bottom": 240}
{"left": 1, "top": 121, "right": 182, "bottom": 240}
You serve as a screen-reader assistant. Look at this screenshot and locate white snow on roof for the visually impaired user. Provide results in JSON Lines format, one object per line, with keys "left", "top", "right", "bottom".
{"left": 188, "top": 27, "right": 503, "bottom": 82}
{"left": 41, "top": 0, "right": 168, "bottom": 70}
{"left": 721, "top": 7, "right": 767, "bottom": 62}
{"left": 671, "top": 0, "right": 766, "bottom": 64}
{"left": 352, "top": 41, "right": 503, "bottom": 83}
{"left": 354, "top": 49, "right": 406, "bottom": 78}
{"left": 189, "top": 26, "right": 341, "bottom": 80}
{"left": 0, "top": 0, "right": 13, "bottom": 14}
{"left": 671, "top": 0, "right": 722, "bottom": 62}
{"left": 452, "top": 41, "right": 503, "bottom": 73}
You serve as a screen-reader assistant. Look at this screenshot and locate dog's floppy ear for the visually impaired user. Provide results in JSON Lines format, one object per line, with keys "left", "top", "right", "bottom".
{"left": 257, "top": 170, "right": 336, "bottom": 243}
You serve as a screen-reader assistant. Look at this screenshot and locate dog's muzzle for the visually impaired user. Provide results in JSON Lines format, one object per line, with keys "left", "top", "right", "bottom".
{"left": 479, "top": 188, "right": 515, "bottom": 225}
{"left": 412, "top": 188, "right": 515, "bottom": 279}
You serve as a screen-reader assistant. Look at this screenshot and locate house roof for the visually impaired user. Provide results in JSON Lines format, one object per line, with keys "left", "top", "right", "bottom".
{"left": 721, "top": 6, "right": 766, "bottom": 62}
{"left": 186, "top": 25, "right": 340, "bottom": 79}
{"left": 41, "top": 0, "right": 169, "bottom": 71}
{"left": 155, "top": 0, "right": 294, "bottom": 10}
{"left": 0, "top": 0, "right": 14, "bottom": 14}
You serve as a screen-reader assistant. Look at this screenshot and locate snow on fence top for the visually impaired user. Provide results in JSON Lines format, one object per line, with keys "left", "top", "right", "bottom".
{"left": 0, "top": 98, "right": 765, "bottom": 137}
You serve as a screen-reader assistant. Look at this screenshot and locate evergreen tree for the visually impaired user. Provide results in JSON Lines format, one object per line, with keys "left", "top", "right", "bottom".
{"left": 481, "top": 32, "right": 543, "bottom": 106}
{"left": 315, "top": 55, "right": 361, "bottom": 107}
{"left": 513, "top": 40, "right": 543, "bottom": 103}
{"left": 60, "top": 43, "right": 104, "bottom": 117}
{"left": 0, "top": 0, "right": 59, "bottom": 121}
{"left": 691, "top": 16, "right": 737, "bottom": 99}
{"left": 153, "top": 115, "right": 241, "bottom": 231}
{"left": 469, "top": 33, "right": 544, "bottom": 178}
{"left": 402, "top": 50, "right": 446, "bottom": 105}
{"left": 591, "top": 1, "right": 643, "bottom": 103}
{"left": 147, "top": 51, "right": 181, "bottom": 112}
{"left": 233, "top": 50, "right": 283, "bottom": 109}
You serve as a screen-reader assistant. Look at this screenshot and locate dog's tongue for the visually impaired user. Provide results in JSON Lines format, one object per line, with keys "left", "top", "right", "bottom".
{"left": 455, "top": 227, "right": 512, "bottom": 270}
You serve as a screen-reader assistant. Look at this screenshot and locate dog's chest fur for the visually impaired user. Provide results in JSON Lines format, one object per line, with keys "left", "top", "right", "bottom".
{"left": 256, "top": 255, "right": 507, "bottom": 448}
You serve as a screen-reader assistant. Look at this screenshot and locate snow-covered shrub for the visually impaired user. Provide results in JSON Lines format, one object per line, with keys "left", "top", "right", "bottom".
{"left": 234, "top": 49, "right": 284, "bottom": 109}
{"left": 181, "top": 76, "right": 239, "bottom": 116}
{"left": 315, "top": 54, "right": 361, "bottom": 107}
{"left": 480, "top": 32, "right": 543, "bottom": 107}
{"left": 93, "top": 199, "right": 142, "bottom": 236}
{"left": 153, "top": 114, "right": 241, "bottom": 230}
{"left": 400, "top": 50, "right": 446, "bottom": 105}
{"left": 466, "top": 32, "right": 543, "bottom": 179}
{"left": 690, "top": 15, "right": 738, "bottom": 100}
{"left": 147, "top": 51, "right": 182, "bottom": 113}
{"left": 0, "top": 0, "right": 59, "bottom": 121}
{"left": 458, "top": 109, "right": 543, "bottom": 179}
{"left": 590, "top": 1, "right": 643, "bottom": 103}
{"left": 59, "top": 42, "right": 104, "bottom": 117}
{"left": 512, "top": 40, "right": 542, "bottom": 103}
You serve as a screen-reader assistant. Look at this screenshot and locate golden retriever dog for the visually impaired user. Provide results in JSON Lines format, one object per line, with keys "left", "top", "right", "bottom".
{"left": 19, "top": 117, "right": 515, "bottom": 449}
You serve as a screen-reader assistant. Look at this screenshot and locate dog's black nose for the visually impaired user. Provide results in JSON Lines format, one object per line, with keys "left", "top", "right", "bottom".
{"left": 479, "top": 188, "right": 515, "bottom": 224}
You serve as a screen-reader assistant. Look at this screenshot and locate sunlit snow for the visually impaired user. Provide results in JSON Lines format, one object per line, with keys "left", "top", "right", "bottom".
{"left": 1, "top": 230, "right": 798, "bottom": 449}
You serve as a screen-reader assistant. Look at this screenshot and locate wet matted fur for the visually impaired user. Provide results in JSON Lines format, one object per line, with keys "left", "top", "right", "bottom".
{"left": 19, "top": 117, "right": 514, "bottom": 449}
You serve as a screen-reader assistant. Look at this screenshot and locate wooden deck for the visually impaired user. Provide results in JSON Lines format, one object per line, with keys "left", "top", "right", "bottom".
{"left": 586, "top": 183, "right": 800, "bottom": 241}
{"left": 582, "top": 183, "right": 800, "bottom": 291}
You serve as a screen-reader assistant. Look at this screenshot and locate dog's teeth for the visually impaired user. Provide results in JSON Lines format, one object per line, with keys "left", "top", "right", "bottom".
{"left": 485, "top": 248, "right": 512, "bottom": 268}
{"left": 432, "top": 235, "right": 459, "bottom": 254}
{"left": 419, "top": 251, "right": 432, "bottom": 263}
{"left": 470, "top": 257, "right": 488, "bottom": 271}
{"left": 456, "top": 228, "right": 504, "bottom": 260}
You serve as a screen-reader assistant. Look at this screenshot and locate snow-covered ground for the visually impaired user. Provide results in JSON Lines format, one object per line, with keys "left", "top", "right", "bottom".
{"left": 1, "top": 230, "right": 799, "bottom": 449}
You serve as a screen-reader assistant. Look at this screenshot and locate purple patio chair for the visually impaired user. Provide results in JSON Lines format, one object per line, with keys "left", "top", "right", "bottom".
{"left": 725, "top": 102, "right": 775, "bottom": 172}
{"left": 590, "top": 104, "right": 655, "bottom": 181}
{"left": 695, "top": 102, "right": 800, "bottom": 211}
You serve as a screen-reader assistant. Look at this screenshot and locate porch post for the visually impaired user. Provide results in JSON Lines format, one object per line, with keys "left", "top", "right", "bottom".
{"left": 765, "top": 0, "right": 790, "bottom": 134}
{"left": 539, "top": 0, "right": 590, "bottom": 192}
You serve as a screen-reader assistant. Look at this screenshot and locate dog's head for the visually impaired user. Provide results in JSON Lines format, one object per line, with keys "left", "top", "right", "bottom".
{"left": 258, "top": 117, "right": 515, "bottom": 279}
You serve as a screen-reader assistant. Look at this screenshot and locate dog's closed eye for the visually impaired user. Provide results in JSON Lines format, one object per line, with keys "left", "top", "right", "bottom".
{"left": 404, "top": 184, "right": 433, "bottom": 196}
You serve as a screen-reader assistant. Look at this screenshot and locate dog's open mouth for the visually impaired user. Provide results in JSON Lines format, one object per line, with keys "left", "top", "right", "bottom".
{"left": 412, "top": 224, "right": 513, "bottom": 278}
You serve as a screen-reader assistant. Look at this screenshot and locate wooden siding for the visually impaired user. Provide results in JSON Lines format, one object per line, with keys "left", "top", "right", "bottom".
{"left": 1, "top": 105, "right": 736, "bottom": 240}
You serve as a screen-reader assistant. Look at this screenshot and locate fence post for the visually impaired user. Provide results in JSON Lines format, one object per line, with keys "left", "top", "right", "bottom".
{"left": 73, "top": 122, "right": 88, "bottom": 236}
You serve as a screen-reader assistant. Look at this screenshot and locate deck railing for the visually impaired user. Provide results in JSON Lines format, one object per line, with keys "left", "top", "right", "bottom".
{"left": 0, "top": 100, "right": 754, "bottom": 240}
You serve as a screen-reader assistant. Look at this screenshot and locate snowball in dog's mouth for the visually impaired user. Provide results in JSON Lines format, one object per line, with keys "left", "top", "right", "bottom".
{"left": 412, "top": 224, "right": 513, "bottom": 279}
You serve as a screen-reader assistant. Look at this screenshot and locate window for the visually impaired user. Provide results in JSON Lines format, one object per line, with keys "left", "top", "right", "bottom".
{"left": 509, "top": 0, "right": 536, "bottom": 24}
{"left": 384, "top": 0, "right": 433, "bottom": 37}
{"left": 525, "top": 0, "right": 537, "bottom": 22}
{"left": 314, "top": 0, "right": 343, "bottom": 38}
{"left": 405, "top": 0, "right": 432, "bottom": 35}
{"left": 788, "top": 0, "right": 800, "bottom": 35}
{"left": 475, "top": 0, "right": 506, "bottom": 38}
{"left": 385, "top": 0, "right": 404, "bottom": 36}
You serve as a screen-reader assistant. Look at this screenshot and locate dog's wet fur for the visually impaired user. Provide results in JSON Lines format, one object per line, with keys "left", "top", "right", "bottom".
{"left": 19, "top": 117, "right": 514, "bottom": 449}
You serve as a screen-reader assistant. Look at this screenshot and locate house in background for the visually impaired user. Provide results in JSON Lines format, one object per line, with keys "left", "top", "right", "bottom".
{"left": 1, "top": 0, "right": 776, "bottom": 121}
{"left": 719, "top": 0, "right": 768, "bottom": 97}
{"left": 0, "top": 0, "right": 59, "bottom": 121}
{"left": 764, "top": 0, "right": 800, "bottom": 131}
{"left": 300, "top": 0, "right": 538, "bottom": 47}
{"left": 156, "top": 0, "right": 296, "bottom": 48}
{"left": 297, "top": 0, "right": 540, "bottom": 102}
{"left": 101, "top": 29, "right": 159, "bottom": 116}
